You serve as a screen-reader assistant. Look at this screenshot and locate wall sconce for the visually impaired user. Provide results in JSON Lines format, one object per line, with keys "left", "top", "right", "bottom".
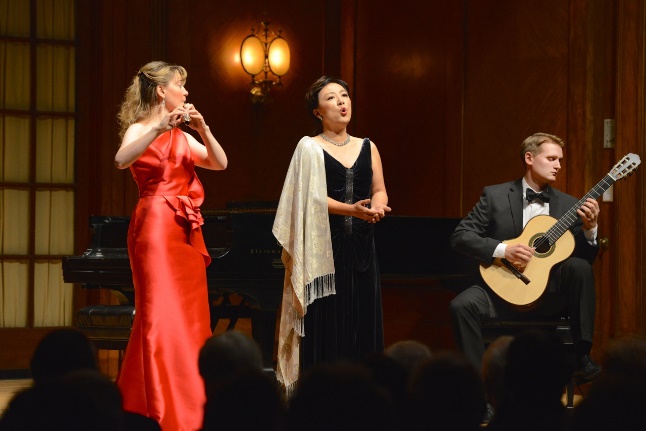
{"left": 240, "top": 21, "right": 290, "bottom": 104}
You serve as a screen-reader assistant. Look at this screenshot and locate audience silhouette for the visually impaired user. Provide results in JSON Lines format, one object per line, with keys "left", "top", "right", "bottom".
{"left": 198, "top": 329, "right": 265, "bottom": 398}
{"left": 384, "top": 339, "right": 433, "bottom": 376}
{"left": 599, "top": 333, "right": 646, "bottom": 380}
{"left": 202, "top": 368, "right": 285, "bottom": 431}
{"left": 0, "top": 373, "right": 101, "bottom": 431}
{"left": 486, "top": 329, "right": 570, "bottom": 431}
{"left": 480, "top": 335, "right": 513, "bottom": 424}
{"left": 4, "top": 328, "right": 646, "bottom": 431}
{"left": 361, "top": 352, "right": 409, "bottom": 420}
{"left": 0, "top": 328, "right": 160, "bottom": 431}
{"left": 59, "top": 369, "right": 126, "bottom": 431}
{"left": 198, "top": 330, "right": 284, "bottom": 431}
{"left": 29, "top": 328, "right": 98, "bottom": 385}
{"left": 285, "top": 361, "right": 395, "bottom": 431}
{"left": 568, "top": 334, "right": 646, "bottom": 431}
{"left": 407, "top": 350, "right": 485, "bottom": 431}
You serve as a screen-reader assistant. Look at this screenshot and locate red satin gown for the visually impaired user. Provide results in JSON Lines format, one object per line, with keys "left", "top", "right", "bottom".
{"left": 116, "top": 128, "right": 212, "bottom": 431}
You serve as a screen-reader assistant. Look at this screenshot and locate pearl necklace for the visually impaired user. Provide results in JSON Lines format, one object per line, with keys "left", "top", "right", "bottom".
{"left": 319, "top": 133, "right": 352, "bottom": 146}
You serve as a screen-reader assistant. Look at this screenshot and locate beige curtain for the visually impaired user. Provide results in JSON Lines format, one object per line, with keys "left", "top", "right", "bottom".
{"left": 0, "top": 0, "right": 75, "bottom": 328}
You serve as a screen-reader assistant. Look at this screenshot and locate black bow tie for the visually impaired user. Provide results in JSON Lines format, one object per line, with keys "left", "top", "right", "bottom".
{"left": 526, "top": 188, "right": 550, "bottom": 203}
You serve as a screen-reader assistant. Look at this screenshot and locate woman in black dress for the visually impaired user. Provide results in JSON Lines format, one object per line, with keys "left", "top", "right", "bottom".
{"left": 273, "top": 76, "right": 390, "bottom": 392}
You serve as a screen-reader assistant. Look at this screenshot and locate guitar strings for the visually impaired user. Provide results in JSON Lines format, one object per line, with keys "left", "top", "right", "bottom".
{"left": 531, "top": 175, "right": 615, "bottom": 251}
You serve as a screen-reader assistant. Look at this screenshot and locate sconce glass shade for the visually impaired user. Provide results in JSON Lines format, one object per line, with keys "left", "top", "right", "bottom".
{"left": 240, "top": 22, "right": 290, "bottom": 104}
{"left": 268, "top": 37, "right": 290, "bottom": 76}
{"left": 240, "top": 35, "right": 265, "bottom": 76}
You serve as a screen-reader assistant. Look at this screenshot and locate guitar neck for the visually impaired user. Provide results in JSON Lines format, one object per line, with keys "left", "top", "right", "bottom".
{"left": 543, "top": 174, "right": 615, "bottom": 243}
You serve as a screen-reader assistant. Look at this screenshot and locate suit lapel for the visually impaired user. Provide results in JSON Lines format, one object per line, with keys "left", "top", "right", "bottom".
{"left": 509, "top": 180, "right": 524, "bottom": 236}
{"left": 544, "top": 185, "right": 563, "bottom": 217}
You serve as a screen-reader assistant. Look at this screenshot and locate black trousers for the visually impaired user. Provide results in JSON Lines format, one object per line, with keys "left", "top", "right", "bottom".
{"left": 449, "top": 257, "right": 596, "bottom": 369}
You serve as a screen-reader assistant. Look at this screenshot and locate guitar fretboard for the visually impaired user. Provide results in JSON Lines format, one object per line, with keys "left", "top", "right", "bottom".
{"left": 533, "top": 174, "right": 616, "bottom": 249}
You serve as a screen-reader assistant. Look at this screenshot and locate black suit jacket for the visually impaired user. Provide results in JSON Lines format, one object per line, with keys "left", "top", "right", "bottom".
{"left": 450, "top": 179, "right": 599, "bottom": 272}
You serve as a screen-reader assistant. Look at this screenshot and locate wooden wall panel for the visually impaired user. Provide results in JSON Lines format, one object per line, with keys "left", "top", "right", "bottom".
{"left": 567, "top": 0, "right": 618, "bottom": 352}
{"left": 353, "top": 0, "right": 465, "bottom": 217}
{"left": 615, "top": 0, "right": 646, "bottom": 335}
{"left": 462, "top": 0, "right": 570, "bottom": 212}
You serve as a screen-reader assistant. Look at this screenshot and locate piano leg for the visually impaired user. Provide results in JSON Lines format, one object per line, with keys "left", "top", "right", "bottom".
{"left": 250, "top": 308, "right": 277, "bottom": 370}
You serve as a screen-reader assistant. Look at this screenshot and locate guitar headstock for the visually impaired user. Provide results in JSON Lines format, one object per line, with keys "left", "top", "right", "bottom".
{"left": 610, "top": 153, "right": 641, "bottom": 181}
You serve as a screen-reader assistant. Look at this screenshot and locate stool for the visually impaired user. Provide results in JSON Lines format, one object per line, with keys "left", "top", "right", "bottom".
{"left": 77, "top": 305, "right": 135, "bottom": 357}
{"left": 481, "top": 317, "right": 576, "bottom": 408}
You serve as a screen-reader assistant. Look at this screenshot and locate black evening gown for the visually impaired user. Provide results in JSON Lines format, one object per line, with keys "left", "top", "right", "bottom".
{"left": 301, "top": 138, "right": 385, "bottom": 370}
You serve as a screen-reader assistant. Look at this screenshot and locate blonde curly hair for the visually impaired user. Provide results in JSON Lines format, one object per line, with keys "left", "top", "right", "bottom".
{"left": 117, "top": 61, "right": 187, "bottom": 139}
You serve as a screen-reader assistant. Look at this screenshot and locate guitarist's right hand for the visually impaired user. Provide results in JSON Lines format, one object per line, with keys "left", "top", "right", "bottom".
{"left": 504, "top": 244, "right": 535, "bottom": 271}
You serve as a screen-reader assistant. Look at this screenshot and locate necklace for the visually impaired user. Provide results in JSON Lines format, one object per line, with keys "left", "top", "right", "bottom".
{"left": 319, "top": 133, "right": 352, "bottom": 146}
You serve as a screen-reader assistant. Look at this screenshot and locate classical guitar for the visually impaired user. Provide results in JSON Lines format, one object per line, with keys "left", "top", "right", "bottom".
{"left": 480, "top": 153, "right": 641, "bottom": 308}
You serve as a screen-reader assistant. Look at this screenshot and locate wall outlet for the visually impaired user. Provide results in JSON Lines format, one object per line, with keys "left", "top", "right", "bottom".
{"left": 602, "top": 184, "right": 614, "bottom": 202}
{"left": 604, "top": 119, "right": 615, "bottom": 148}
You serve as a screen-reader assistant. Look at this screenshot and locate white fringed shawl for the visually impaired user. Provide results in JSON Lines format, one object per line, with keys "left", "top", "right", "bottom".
{"left": 272, "top": 136, "right": 336, "bottom": 394}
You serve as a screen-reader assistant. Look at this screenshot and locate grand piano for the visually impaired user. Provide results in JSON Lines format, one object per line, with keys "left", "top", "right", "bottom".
{"left": 62, "top": 207, "right": 472, "bottom": 368}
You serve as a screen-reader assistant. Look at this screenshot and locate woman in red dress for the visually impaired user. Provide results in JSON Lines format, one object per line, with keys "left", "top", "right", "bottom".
{"left": 114, "top": 61, "right": 228, "bottom": 431}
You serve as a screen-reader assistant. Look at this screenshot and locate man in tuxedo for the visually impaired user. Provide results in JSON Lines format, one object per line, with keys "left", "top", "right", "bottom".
{"left": 449, "top": 132, "right": 601, "bottom": 383}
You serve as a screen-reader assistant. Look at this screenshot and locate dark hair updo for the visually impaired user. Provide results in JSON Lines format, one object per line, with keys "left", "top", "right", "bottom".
{"left": 304, "top": 76, "right": 350, "bottom": 124}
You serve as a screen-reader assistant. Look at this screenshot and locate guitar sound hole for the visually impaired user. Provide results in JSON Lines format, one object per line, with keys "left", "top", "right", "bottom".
{"left": 532, "top": 236, "right": 551, "bottom": 254}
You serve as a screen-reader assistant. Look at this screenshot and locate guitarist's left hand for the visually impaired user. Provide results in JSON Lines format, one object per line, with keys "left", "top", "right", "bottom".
{"left": 577, "top": 198, "right": 600, "bottom": 230}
